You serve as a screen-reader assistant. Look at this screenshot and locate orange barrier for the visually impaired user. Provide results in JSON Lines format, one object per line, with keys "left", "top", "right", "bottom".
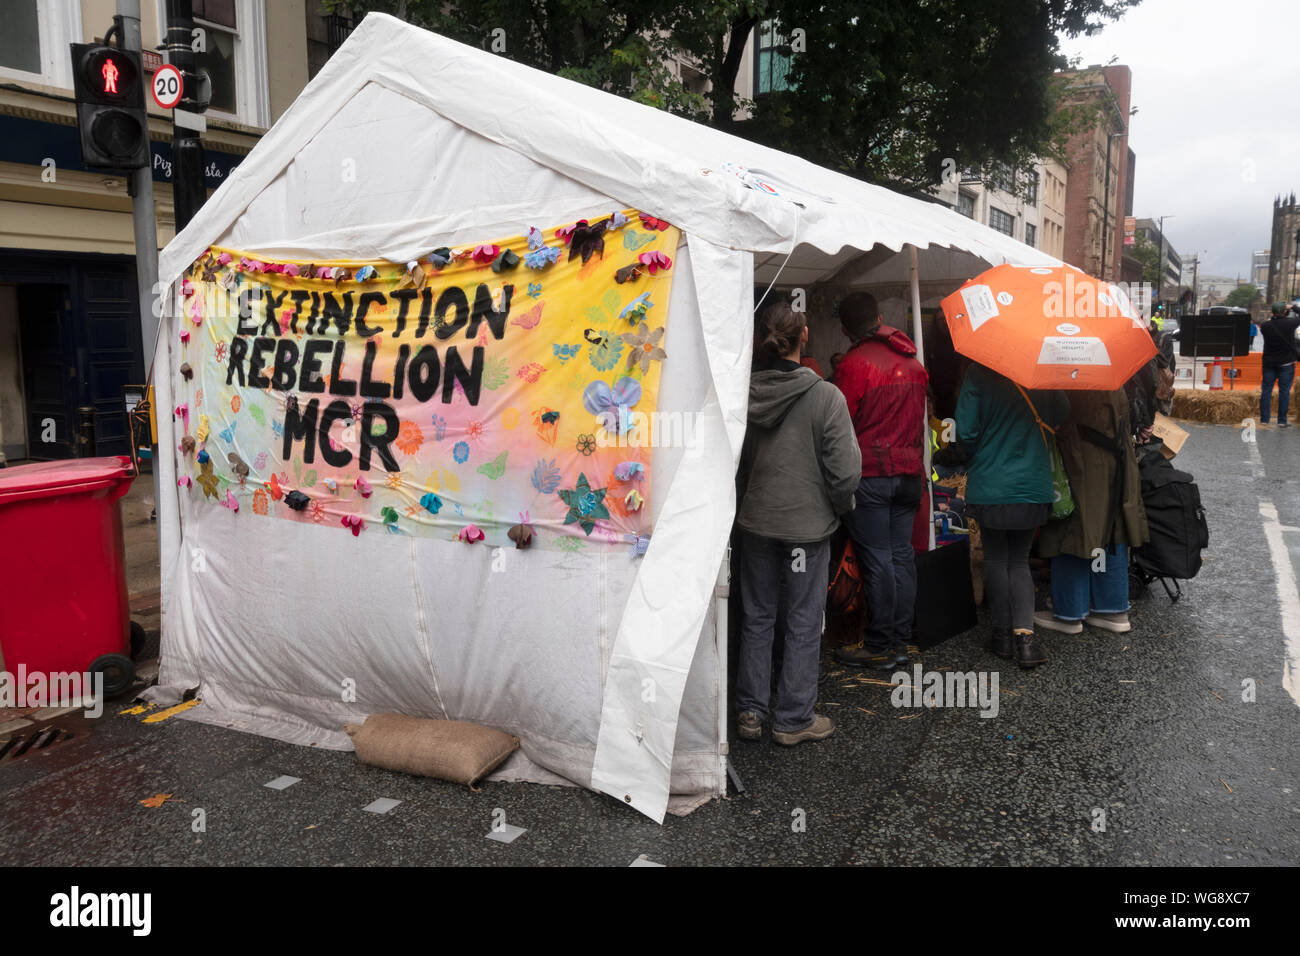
{"left": 1202, "top": 353, "right": 1263, "bottom": 389}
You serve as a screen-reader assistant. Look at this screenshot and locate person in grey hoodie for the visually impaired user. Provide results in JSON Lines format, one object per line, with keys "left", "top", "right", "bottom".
{"left": 735, "top": 300, "right": 861, "bottom": 745}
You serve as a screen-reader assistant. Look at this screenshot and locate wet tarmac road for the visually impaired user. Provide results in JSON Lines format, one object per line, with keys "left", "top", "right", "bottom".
{"left": 2, "top": 420, "right": 1298, "bottom": 866}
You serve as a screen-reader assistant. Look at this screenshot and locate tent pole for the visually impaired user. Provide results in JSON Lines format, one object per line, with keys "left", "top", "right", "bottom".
{"left": 908, "top": 245, "right": 935, "bottom": 551}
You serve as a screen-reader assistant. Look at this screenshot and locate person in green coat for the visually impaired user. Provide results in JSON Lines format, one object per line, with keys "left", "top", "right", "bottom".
{"left": 1035, "top": 389, "right": 1149, "bottom": 634}
{"left": 955, "top": 363, "right": 1069, "bottom": 667}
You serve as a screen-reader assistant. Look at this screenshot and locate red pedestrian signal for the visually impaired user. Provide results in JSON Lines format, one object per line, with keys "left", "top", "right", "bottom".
{"left": 69, "top": 43, "right": 149, "bottom": 170}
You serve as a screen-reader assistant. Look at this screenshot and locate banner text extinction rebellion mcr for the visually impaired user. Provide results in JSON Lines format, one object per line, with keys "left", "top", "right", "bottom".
{"left": 222, "top": 282, "right": 513, "bottom": 472}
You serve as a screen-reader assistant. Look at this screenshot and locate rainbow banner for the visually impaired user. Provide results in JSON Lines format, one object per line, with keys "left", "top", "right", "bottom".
{"left": 174, "top": 211, "right": 679, "bottom": 550}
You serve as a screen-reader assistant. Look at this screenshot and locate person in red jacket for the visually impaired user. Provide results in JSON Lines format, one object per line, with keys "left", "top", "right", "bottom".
{"left": 831, "top": 292, "right": 930, "bottom": 669}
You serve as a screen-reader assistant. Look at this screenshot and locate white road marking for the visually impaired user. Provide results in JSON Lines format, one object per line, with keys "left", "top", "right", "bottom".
{"left": 1257, "top": 500, "right": 1300, "bottom": 708}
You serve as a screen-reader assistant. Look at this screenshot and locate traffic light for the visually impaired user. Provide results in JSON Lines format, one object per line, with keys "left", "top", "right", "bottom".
{"left": 69, "top": 42, "right": 150, "bottom": 170}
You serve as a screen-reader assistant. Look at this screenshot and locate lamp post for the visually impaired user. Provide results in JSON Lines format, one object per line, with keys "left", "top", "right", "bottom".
{"left": 1154, "top": 214, "right": 1175, "bottom": 309}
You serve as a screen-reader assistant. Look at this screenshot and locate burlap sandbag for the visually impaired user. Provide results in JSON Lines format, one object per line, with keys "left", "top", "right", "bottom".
{"left": 343, "top": 714, "right": 519, "bottom": 789}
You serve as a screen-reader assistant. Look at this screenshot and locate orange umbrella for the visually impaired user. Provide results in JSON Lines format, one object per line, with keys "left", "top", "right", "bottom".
{"left": 940, "top": 263, "right": 1156, "bottom": 390}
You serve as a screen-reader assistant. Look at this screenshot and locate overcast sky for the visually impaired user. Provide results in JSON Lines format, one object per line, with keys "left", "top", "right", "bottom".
{"left": 1059, "top": 0, "right": 1299, "bottom": 279}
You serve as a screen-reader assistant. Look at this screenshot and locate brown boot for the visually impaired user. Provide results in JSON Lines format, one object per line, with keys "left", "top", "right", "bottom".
{"left": 1012, "top": 629, "right": 1047, "bottom": 668}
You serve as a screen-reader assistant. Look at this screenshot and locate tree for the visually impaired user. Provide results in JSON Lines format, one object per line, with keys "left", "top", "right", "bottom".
{"left": 323, "top": 0, "right": 1141, "bottom": 192}
{"left": 1131, "top": 233, "right": 1161, "bottom": 292}
{"left": 1224, "top": 284, "right": 1260, "bottom": 310}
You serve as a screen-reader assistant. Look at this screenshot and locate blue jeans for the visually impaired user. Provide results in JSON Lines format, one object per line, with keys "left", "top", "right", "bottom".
{"left": 737, "top": 531, "right": 830, "bottom": 732}
{"left": 1051, "top": 543, "right": 1130, "bottom": 620}
{"left": 1261, "top": 362, "right": 1295, "bottom": 423}
{"left": 844, "top": 475, "right": 923, "bottom": 652}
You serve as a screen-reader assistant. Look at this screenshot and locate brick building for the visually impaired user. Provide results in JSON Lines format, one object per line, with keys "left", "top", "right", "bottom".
{"left": 1059, "top": 65, "right": 1132, "bottom": 283}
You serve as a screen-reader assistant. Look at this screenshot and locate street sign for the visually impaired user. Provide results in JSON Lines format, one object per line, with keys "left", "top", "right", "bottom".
{"left": 151, "top": 64, "right": 183, "bottom": 110}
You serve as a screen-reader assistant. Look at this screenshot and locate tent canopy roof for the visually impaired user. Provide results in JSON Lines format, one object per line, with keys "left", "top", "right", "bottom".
{"left": 160, "top": 12, "right": 1061, "bottom": 286}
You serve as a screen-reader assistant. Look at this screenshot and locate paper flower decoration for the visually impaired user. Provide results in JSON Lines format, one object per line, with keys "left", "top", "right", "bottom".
{"left": 177, "top": 475, "right": 193, "bottom": 489}
{"left": 622, "top": 323, "right": 667, "bottom": 375}
{"left": 196, "top": 414, "right": 210, "bottom": 443}
{"left": 285, "top": 490, "right": 310, "bottom": 511}
{"left": 614, "top": 264, "right": 642, "bottom": 284}
{"left": 179, "top": 330, "right": 190, "bottom": 344}
{"left": 196, "top": 449, "right": 209, "bottom": 465}
{"left": 610, "top": 212, "right": 629, "bottom": 229}
{"left": 583, "top": 376, "right": 642, "bottom": 434}
{"left": 179, "top": 362, "right": 193, "bottom": 380}
{"left": 568, "top": 219, "right": 608, "bottom": 264}
{"left": 323, "top": 478, "right": 338, "bottom": 495}
{"left": 283, "top": 264, "right": 301, "bottom": 278}
{"left": 556, "top": 221, "right": 585, "bottom": 244}
{"left": 637, "top": 250, "right": 672, "bottom": 274}
{"left": 525, "top": 245, "right": 560, "bottom": 269}
{"left": 618, "top": 292, "right": 653, "bottom": 323}
{"left": 216, "top": 252, "right": 232, "bottom": 265}
{"left": 380, "top": 506, "right": 400, "bottom": 525}
{"left": 341, "top": 514, "right": 364, "bottom": 536}
{"left": 614, "top": 461, "right": 645, "bottom": 482}
{"left": 428, "top": 248, "right": 453, "bottom": 268}
{"left": 227, "top": 452, "right": 250, "bottom": 482}
{"left": 197, "top": 459, "right": 219, "bottom": 499}
{"left": 558, "top": 473, "right": 610, "bottom": 536}
{"left": 624, "top": 489, "right": 644, "bottom": 512}
{"left": 354, "top": 476, "right": 373, "bottom": 498}
{"left": 179, "top": 435, "right": 196, "bottom": 456}
{"left": 471, "top": 244, "right": 500, "bottom": 264}
{"left": 419, "top": 492, "right": 442, "bottom": 515}
{"left": 640, "top": 214, "right": 670, "bottom": 231}
{"left": 182, "top": 278, "right": 195, "bottom": 297}
{"left": 491, "top": 249, "right": 520, "bottom": 272}
{"left": 457, "top": 524, "right": 485, "bottom": 543}
{"left": 221, "top": 490, "right": 239, "bottom": 513}
{"left": 526, "top": 226, "right": 544, "bottom": 250}
{"left": 507, "top": 523, "right": 534, "bottom": 549}
{"left": 267, "top": 473, "right": 283, "bottom": 501}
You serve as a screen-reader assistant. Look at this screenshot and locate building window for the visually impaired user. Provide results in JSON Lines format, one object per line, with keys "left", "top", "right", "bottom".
{"left": 957, "top": 192, "right": 975, "bottom": 219}
{"left": 0, "top": 0, "right": 79, "bottom": 86}
{"left": 1024, "top": 223, "right": 1037, "bottom": 248}
{"left": 991, "top": 162, "right": 1016, "bottom": 194}
{"left": 1025, "top": 171, "right": 1039, "bottom": 205}
{"left": 193, "top": 1, "right": 239, "bottom": 115}
{"left": 159, "top": 0, "right": 268, "bottom": 126}
{"left": 989, "top": 207, "right": 1015, "bottom": 237}
{"left": 754, "top": 20, "right": 793, "bottom": 94}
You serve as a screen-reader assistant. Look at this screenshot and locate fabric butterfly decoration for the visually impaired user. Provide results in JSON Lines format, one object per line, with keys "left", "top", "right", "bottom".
{"left": 457, "top": 524, "right": 484, "bottom": 543}
{"left": 419, "top": 492, "right": 442, "bottom": 515}
{"left": 610, "top": 211, "right": 629, "bottom": 229}
{"left": 354, "top": 476, "right": 373, "bottom": 498}
{"left": 526, "top": 226, "right": 544, "bottom": 250}
{"left": 491, "top": 249, "right": 521, "bottom": 272}
{"left": 471, "top": 244, "right": 500, "bottom": 264}
{"left": 221, "top": 490, "right": 240, "bottom": 513}
{"left": 428, "top": 248, "right": 453, "bottom": 268}
{"left": 639, "top": 214, "right": 670, "bottom": 231}
{"left": 341, "top": 514, "right": 364, "bottom": 536}
{"left": 619, "top": 292, "right": 654, "bottom": 323}
{"left": 582, "top": 376, "right": 642, "bottom": 435}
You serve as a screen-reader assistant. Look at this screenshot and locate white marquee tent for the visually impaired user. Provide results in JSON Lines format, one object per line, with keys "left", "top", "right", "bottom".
{"left": 148, "top": 12, "right": 1062, "bottom": 821}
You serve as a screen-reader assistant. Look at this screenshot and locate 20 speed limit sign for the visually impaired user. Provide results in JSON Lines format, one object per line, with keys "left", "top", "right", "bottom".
{"left": 152, "top": 64, "right": 183, "bottom": 109}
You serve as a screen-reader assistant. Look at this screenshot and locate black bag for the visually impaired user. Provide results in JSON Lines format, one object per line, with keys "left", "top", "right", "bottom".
{"left": 1133, "top": 449, "right": 1209, "bottom": 584}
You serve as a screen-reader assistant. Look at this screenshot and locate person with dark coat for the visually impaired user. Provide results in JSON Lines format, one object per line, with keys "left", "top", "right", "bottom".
{"left": 1259, "top": 302, "right": 1300, "bottom": 426}
{"left": 955, "top": 363, "right": 1069, "bottom": 667}
{"left": 735, "top": 301, "right": 861, "bottom": 746}
{"left": 830, "top": 292, "right": 930, "bottom": 670}
{"left": 1036, "top": 390, "right": 1149, "bottom": 634}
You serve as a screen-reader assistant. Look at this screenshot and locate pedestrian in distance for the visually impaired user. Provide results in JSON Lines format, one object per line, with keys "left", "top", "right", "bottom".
{"left": 734, "top": 300, "right": 861, "bottom": 745}
{"left": 955, "top": 363, "right": 1069, "bottom": 667}
{"left": 1259, "top": 302, "right": 1300, "bottom": 426}
{"left": 830, "top": 292, "right": 930, "bottom": 671}
{"left": 1035, "top": 389, "right": 1149, "bottom": 635}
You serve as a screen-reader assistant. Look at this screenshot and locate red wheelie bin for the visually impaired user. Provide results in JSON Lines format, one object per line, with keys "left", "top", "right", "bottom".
{"left": 0, "top": 456, "right": 140, "bottom": 699}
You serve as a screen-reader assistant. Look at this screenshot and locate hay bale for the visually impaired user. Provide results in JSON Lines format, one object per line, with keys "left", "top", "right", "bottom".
{"left": 1170, "top": 380, "right": 1300, "bottom": 424}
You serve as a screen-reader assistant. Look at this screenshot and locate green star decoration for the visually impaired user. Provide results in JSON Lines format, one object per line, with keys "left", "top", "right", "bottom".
{"left": 557, "top": 472, "right": 610, "bottom": 536}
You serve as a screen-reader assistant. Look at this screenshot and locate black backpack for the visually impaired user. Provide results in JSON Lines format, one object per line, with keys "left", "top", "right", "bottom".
{"left": 1133, "top": 445, "right": 1209, "bottom": 588}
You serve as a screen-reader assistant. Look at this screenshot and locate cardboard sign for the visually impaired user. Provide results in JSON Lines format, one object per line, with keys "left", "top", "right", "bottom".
{"left": 1152, "top": 412, "right": 1188, "bottom": 459}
